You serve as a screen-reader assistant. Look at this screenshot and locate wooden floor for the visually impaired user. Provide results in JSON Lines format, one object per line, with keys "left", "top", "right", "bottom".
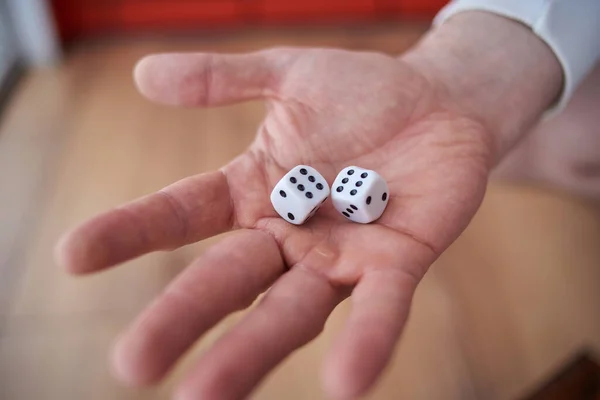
{"left": 1, "top": 25, "right": 599, "bottom": 400}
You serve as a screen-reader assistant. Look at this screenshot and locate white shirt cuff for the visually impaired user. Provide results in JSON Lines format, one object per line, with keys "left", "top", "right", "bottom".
{"left": 434, "top": 0, "right": 600, "bottom": 113}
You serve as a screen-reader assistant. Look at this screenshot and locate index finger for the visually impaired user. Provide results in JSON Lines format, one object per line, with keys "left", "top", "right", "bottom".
{"left": 55, "top": 170, "right": 233, "bottom": 275}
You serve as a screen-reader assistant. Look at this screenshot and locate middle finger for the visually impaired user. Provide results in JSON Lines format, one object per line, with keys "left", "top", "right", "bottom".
{"left": 111, "top": 230, "right": 284, "bottom": 386}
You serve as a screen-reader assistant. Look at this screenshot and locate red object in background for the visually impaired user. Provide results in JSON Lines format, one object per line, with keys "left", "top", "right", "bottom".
{"left": 384, "top": 0, "right": 448, "bottom": 16}
{"left": 262, "top": 0, "right": 375, "bottom": 22}
{"left": 50, "top": 0, "right": 447, "bottom": 43}
{"left": 51, "top": 0, "right": 242, "bottom": 42}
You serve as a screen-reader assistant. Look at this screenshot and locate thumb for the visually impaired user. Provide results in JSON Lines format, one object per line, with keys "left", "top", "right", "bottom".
{"left": 133, "top": 48, "right": 297, "bottom": 107}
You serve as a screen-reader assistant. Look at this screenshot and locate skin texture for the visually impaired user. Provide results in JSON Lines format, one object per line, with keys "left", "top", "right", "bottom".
{"left": 55, "top": 12, "right": 563, "bottom": 400}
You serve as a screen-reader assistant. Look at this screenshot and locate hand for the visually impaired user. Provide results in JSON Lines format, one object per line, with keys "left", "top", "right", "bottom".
{"left": 56, "top": 13, "right": 561, "bottom": 400}
{"left": 56, "top": 46, "right": 491, "bottom": 399}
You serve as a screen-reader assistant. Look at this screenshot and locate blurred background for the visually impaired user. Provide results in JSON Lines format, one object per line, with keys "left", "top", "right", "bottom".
{"left": 0, "top": 1, "right": 599, "bottom": 399}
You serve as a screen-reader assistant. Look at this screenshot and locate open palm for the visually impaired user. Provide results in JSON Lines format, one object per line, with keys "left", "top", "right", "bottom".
{"left": 57, "top": 47, "right": 493, "bottom": 399}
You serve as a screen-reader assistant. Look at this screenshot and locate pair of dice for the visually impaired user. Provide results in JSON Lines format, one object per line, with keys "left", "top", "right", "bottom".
{"left": 270, "top": 165, "right": 389, "bottom": 225}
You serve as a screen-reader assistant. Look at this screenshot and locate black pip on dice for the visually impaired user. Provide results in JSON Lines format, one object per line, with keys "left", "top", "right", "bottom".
{"left": 270, "top": 165, "right": 330, "bottom": 225}
{"left": 331, "top": 166, "right": 389, "bottom": 224}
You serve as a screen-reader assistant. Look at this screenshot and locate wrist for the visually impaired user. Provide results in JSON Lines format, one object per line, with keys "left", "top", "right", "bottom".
{"left": 402, "top": 11, "right": 563, "bottom": 159}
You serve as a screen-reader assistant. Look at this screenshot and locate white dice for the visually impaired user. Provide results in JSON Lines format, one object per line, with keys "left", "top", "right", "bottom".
{"left": 270, "top": 165, "right": 330, "bottom": 225}
{"left": 331, "top": 166, "right": 389, "bottom": 224}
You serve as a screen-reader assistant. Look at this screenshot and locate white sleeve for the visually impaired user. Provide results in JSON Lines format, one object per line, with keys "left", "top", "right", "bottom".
{"left": 434, "top": 0, "right": 600, "bottom": 111}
